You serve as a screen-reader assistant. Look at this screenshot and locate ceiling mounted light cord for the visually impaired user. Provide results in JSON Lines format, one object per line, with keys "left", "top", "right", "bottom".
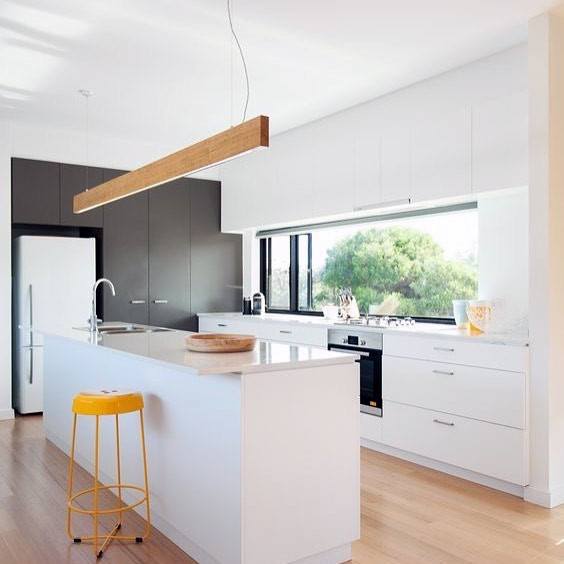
{"left": 78, "top": 89, "right": 93, "bottom": 190}
{"left": 72, "top": 7, "right": 269, "bottom": 215}
{"left": 227, "top": 0, "right": 250, "bottom": 123}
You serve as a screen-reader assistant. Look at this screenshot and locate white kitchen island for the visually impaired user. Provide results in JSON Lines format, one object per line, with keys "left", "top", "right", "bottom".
{"left": 42, "top": 326, "right": 360, "bottom": 564}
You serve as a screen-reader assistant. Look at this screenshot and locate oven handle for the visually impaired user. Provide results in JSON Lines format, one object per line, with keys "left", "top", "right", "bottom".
{"left": 329, "top": 346, "right": 371, "bottom": 357}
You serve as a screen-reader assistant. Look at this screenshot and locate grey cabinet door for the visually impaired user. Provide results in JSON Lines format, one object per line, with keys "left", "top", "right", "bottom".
{"left": 12, "top": 158, "right": 60, "bottom": 225}
{"left": 189, "top": 179, "right": 242, "bottom": 332}
{"left": 148, "top": 179, "right": 191, "bottom": 330}
{"left": 102, "top": 169, "right": 149, "bottom": 324}
{"left": 60, "top": 164, "right": 104, "bottom": 227}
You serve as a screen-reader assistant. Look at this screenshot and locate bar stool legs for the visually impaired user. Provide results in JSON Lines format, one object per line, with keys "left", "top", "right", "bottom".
{"left": 66, "top": 413, "right": 78, "bottom": 542}
{"left": 139, "top": 409, "right": 151, "bottom": 535}
{"left": 66, "top": 391, "right": 151, "bottom": 559}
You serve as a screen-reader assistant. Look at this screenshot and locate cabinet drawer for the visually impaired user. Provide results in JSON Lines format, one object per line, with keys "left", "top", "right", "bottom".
{"left": 199, "top": 318, "right": 247, "bottom": 334}
{"left": 267, "top": 324, "right": 327, "bottom": 347}
{"left": 382, "top": 401, "right": 528, "bottom": 485}
{"left": 383, "top": 334, "right": 528, "bottom": 372}
{"left": 383, "top": 356, "right": 526, "bottom": 428}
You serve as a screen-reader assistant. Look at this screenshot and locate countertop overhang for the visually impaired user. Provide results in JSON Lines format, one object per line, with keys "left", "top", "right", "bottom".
{"left": 40, "top": 324, "right": 358, "bottom": 375}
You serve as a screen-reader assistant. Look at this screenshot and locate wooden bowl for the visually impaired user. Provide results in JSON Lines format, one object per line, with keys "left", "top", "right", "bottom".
{"left": 185, "top": 333, "right": 256, "bottom": 353}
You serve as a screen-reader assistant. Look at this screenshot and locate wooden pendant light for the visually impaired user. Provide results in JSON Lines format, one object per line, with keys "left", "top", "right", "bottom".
{"left": 73, "top": 115, "right": 269, "bottom": 214}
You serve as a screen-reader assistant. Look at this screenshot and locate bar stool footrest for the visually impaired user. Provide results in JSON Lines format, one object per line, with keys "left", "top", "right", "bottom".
{"left": 68, "top": 483, "right": 147, "bottom": 516}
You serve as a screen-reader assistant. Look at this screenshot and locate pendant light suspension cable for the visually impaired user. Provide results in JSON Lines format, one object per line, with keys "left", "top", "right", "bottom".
{"left": 227, "top": 0, "right": 250, "bottom": 123}
{"left": 78, "top": 89, "right": 93, "bottom": 190}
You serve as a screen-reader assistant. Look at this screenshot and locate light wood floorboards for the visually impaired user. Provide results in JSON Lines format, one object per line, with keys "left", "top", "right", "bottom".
{"left": 1, "top": 415, "right": 563, "bottom": 563}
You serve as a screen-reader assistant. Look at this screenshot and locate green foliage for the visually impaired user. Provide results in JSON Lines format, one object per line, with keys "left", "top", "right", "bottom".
{"left": 315, "top": 227, "right": 477, "bottom": 317}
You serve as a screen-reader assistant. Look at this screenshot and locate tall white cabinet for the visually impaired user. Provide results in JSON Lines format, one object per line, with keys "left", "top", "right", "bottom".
{"left": 221, "top": 46, "right": 528, "bottom": 233}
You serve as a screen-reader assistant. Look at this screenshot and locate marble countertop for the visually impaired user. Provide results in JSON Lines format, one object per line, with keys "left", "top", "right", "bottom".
{"left": 40, "top": 324, "right": 357, "bottom": 375}
{"left": 198, "top": 312, "right": 529, "bottom": 347}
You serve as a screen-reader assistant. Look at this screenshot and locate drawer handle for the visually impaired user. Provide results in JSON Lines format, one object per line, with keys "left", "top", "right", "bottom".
{"left": 432, "top": 369, "right": 454, "bottom": 376}
{"left": 433, "top": 418, "right": 455, "bottom": 427}
{"left": 152, "top": 299, "right": 168, "bottom": 304}
{"left": 129, "top": 299, "right": 146, "bottom": 305}
{"left": 433, "top": 347, "right": 455, "bottom": 352}
{"left": 217, "top": 323, "right": 228, "bottom": 327}
{"left": 279, "top": 330, "right": 292, "bottom": 334}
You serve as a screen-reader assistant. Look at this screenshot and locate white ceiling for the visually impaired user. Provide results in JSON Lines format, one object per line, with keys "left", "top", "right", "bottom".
{"left": 0, "top": 0, "right": 559, "bottom": 151}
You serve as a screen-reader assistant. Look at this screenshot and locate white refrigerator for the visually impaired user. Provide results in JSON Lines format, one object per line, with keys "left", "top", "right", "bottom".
{"left": 13, "top": 236, "right": 96, "bottom": 414}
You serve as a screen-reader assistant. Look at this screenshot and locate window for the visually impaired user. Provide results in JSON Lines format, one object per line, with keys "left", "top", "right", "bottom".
{"left": 266, "top": 235, "right": 291, "bottom": 309}
{"left": 260, "top": 204, "right": 478, "bottom": 321}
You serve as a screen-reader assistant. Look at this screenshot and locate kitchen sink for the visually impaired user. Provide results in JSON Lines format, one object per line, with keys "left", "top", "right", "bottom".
{"left": 98, "top": 325, "right": 147, "bottom": 334}
{"left": 74, "top": 324, "right": 174, "bottom": 334}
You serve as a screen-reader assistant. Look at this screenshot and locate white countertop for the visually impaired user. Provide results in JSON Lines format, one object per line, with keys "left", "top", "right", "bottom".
{"left": 40, "top": 324, "right": 357, "bottom": 375}
{"left": 198, "top": 312, "right": 529, "bottom": 347}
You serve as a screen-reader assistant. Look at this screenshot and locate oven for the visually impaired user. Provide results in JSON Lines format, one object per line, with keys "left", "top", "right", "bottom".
{"left": 328, "top": 328, "right": 383, "bottom": 417}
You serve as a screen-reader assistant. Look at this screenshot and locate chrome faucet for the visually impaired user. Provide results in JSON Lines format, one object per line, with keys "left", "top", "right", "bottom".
{"left": 89, "top": 278, "right": 116, "bottom": 333}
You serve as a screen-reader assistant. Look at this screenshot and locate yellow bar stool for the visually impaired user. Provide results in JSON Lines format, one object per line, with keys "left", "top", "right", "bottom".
{"left": 66, "top": 390, "right": 151, "bottom": 559}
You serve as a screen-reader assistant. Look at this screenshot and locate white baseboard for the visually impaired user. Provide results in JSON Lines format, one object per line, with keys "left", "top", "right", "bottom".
{"left": 361, "top": 437, "right": 524, "bottom": 498}
{"left": 0, "top": 408, "right": 15, "bottom": 421}
{"left": 524, "top": 485, "right": 564, "bottom": 508}
{"left": 292, "top": 544, "right": 351, "bottom": 564}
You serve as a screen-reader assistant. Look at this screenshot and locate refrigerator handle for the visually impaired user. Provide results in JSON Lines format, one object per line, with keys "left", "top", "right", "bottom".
{"left": 29, "top": 284, "right": 34, "bottom": 385}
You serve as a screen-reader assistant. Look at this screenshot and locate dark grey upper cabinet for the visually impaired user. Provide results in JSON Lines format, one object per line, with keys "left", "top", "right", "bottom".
{"left": 189, "top": 179, "right": 242, "bottom": 332}
{"left": 102, "top": 169, "right": 149, "bottom": 324}
{"left": 12, "top": 158, "right": 60, "bottom": 225}
{"left": 60, "top": 164, "right": 104, "bottom": 227}
{"left": 149, "top": 180, "right": 191, "bottom": 330}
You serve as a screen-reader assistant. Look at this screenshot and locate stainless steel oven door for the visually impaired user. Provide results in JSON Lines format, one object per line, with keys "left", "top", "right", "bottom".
{"left": 328, "top": 345, "right": 383, "bottom": 417}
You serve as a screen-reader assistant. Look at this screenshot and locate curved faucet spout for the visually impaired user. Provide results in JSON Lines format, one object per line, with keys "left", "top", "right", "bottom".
{"left": 93, "top": 278, "right": 116, "bottom": 296}
{"left": 90, "top": 278, "right": 116, "bottom": 333}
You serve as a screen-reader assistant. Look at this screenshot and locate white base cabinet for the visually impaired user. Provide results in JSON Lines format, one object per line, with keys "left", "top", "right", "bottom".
{"left": 198, "top": 316, "right": 328, "bottom": 348}
{"left": 382, "top": 356, "right": 526, "bottom": 428}
{"left": 199, "top": 315, "right": 530, "bottom": 490}
{"left": 381, "top": 334, "right": 529, "bottom": 487}
{"left": 382, "top": 401, "right": 528, "bottom": 485}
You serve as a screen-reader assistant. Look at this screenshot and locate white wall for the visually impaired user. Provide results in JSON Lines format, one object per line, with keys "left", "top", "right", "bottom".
{"left": 478, "top": 188, "right": 529, "bottom": 333}
{"left": 526, "top": 6, "right": 564, "bottom": 508}
{"left": 8, "top": 121, "right": 221, "bottom": 177}
{"left": 0, "top": 124, "right": 13, "bottom": 420}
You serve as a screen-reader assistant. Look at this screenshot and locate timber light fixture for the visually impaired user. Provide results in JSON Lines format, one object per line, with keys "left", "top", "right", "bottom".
{"left": 73, "top": 0, "right": 269, "bottom": 215}
{"left": 73, "top": 116, "right": 269, "bottom": 213}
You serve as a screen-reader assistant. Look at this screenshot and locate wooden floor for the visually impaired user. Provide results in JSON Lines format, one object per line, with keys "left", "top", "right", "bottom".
{"left": 1, "top": 417, "right": 563, "bottom": 564}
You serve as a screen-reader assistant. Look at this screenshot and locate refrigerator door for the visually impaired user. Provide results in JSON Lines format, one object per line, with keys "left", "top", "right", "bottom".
{"left": 13, "top": 236, "right": 96, "bottom": 413}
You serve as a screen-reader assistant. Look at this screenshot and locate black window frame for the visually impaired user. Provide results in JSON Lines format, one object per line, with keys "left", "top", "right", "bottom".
{"left": 258, "top": 203, "right": 479, "bottom": 324}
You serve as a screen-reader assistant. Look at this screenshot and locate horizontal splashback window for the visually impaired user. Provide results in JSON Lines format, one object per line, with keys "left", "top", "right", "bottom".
{"left": 260, "top": 203, "right": 478, "bottom": 320}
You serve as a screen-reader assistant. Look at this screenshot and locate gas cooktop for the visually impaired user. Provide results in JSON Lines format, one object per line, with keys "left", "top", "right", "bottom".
{"left": 334, "top": 315, "right": 416, "bottom": 328}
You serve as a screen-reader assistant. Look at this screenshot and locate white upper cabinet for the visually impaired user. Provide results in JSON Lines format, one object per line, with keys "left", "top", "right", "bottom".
{"left": 311, "top": 114, "right": 355, "bottom": 218}
{"left": 411, "top": 108, "right": 471, "bottom": 202}
{"left": 381, "top": 126, "right": 412, "bottom": 204}
{"left": 221, "top": 157, "right": 252, "bottom": 232}
{"left": 272, "top": 131, "right": 314, "bottom": 225}
{"left": 471, "top": 90, "right": 528, "bottom": 193}
{"left": 354, "top": 110, "right": 382, "bottom": 211}
{"left": 221, "top": 147, "right": 274, "bottom": 231}
{"left": 220, "top": 49, "right": 527, "bottom": 232}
